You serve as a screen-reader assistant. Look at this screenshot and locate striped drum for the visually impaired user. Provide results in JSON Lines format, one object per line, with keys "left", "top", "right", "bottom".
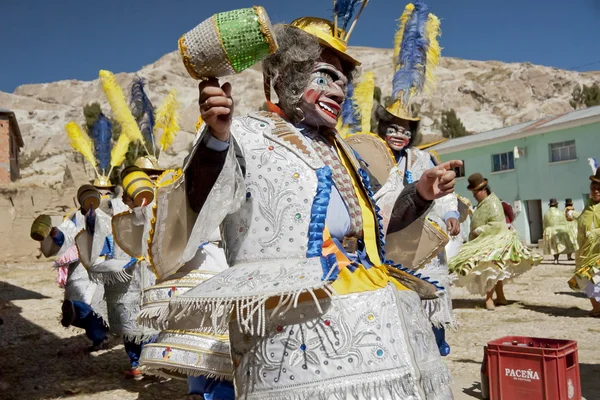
{"left": 122, "top": 167, "right": 154, "bottom": 207}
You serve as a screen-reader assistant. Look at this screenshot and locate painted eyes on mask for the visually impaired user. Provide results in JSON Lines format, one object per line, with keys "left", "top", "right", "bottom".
{"left": 312, "top": 71, "right": 333, "bottom": 89}
{"left": 386, "top": 126, "right": 412, "bottom": 138}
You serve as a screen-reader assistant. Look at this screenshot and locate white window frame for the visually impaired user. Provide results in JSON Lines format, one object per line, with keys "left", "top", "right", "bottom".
{"left": 491, "top": 152, "right": 515, "bottom": 172}
{"left": 549, "top": 140, "right": 577, "bottom": 163}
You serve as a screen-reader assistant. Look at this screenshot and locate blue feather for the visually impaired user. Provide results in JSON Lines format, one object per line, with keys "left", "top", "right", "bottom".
{"left": 91, "top": 114, "right": 112, "bottom": 174}
{"left": 129, "top": 77, "right": 156, "bottom": 155}
{"left": 334, "top": 0, "right": 363, "bottom": 31}
{"left": 392, "top": 0, "right": 430, "bottom": 103}
{"left": 341, "top": 82, "right": 358, "bottom": 130}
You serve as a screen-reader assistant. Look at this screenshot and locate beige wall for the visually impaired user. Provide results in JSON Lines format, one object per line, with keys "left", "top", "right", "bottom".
{"left": 0, "top": 186, "right": 78, "bottom": 262}
{"left": 0, "top": 118, "right": 10, "bottom": 184}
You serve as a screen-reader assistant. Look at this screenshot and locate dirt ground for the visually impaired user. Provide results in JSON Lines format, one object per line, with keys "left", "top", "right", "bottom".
{"left": 1, "top": 255, "right": 599, "bottom": 400}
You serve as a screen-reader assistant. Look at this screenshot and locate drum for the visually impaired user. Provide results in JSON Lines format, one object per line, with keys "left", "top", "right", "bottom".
{"left": 122, "top": 166, "right": 154, "bottom": 207}
{"left": 31, "top": 214, "right": 52, "bottom": 241}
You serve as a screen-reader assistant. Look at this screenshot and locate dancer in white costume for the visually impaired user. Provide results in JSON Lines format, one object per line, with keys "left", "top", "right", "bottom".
{"left": 33, "top": 190, "right": 109, "bottom": 351}
{"left": 366, "top": 1, "right": 462, "bottom": 356}
{"left": 153, "top": 4, "right": 462, "bottom": 399}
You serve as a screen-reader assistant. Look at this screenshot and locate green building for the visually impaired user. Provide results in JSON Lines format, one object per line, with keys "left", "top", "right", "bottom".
{"left": 432, "top": 105, "right": 600, "bottom": 245}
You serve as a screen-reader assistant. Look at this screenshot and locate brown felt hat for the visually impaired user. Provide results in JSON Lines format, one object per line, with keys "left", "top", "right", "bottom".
{"left": 549, "top": 198, "right": 558, "bottom": 206}
{"left": 467, "top": 173, "right": 488, "bottom": 192}
{"left": 565, "top": 198, "right": 574, "bottom": 207}
{"left": 590, "top": 169, "right": 600, "bottom": 184}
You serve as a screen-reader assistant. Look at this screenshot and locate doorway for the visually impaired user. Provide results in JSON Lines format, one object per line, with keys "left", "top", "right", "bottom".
{"left": 525, "top": 200, "right": 543, "bottom": 245}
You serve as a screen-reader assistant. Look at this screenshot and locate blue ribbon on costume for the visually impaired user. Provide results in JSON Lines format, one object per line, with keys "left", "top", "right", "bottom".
{"left": 52, "top": 229, "right": 65, "bottom": 247}
{"left": 405, "top": 170, "right": 414, "bottom": 184}
{"left": 123, "top": 257, "right": 138, "bottom": 270}
{"left": 306, "top": 166, "right": 333, "bottom": 259}
{"left": 100, "top": 236, "right": 115, "bottom": 259}
{"left": 320, "top": 253, "right": 339, "bottom": 281}
{"left": 85, "top": 209, "right": 96, "bottom": 235}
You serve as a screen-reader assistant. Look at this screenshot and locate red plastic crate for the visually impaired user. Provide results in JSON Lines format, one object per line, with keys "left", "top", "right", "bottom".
{"left": 486, "top": 336, "right": 581, "bottom": 400}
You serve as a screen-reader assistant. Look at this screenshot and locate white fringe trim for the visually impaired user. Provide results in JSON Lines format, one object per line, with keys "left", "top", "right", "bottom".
{"left": 136, "top": 304, "right": 171, "bottom": 331}
{"left": 168, "top": 285, "right": 336, "bottom": 336}
{"left": 422, "top": 293, "right": 458, "bottom": 329}
{"left": 420, "top": 360, "right": 454, "bottom": 400}
{"left": 141, "top": 365, "right": 233, "bottom": 382}
{"left": 89, "top": 269, "right": 132, "bottom": 286}
{"left": 238, "top": 365, "right": 451, "bottom": 400}
{"left": 123, "top": 333, "right": 157, "bottom": 345}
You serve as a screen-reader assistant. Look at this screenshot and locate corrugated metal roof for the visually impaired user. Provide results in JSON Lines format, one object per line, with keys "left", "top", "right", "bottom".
{"left": 416, "top": 138, "right": 448, "bottom": 150}
{"left": 432, "top": 120, "right": 532, "bottom": 151}
{"left": 432, "top": 105, "right": 600, "bottom": 153}
{"left": 538, "top": 105, "right": 600, "bottom": 128}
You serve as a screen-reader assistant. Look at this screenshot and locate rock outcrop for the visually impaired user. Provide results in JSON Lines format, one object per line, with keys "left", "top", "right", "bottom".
{"left": 1, "top": 47, "right": 599, "bottom": 187}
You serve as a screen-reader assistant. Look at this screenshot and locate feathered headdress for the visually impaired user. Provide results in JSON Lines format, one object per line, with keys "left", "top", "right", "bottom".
{"left": 129, "top": 77, "right": 157, "bottom": 157}
{"left": 99, "top": 70, "right": 181, "bottom": 172}
{"left": 99, "top": 70, "right": 147, "bottom": 152}
{"left": 65, "top": 108, "right": 130, "bottom": 188}
{"left": 333, "top": 0, "right": 369, "bottom": 41}
{"left": 386, "top": 0, "right": 441, "bottom": 121}
{"left": 337, "top": 82, "right": 357, "bottom": 138}
{"left": 336, "top": 73, "right": 377, "bottom": 137}
{"left": 353, "top": 71, "right": 376, "bottom": 133}
{"left": 154, "top": 89, "right": 181, "bottom": 152}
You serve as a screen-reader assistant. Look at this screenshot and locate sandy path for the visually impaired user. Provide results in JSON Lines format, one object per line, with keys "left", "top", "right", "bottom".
{"left": 0, "top": 256, "right": 598, "bottom": 400}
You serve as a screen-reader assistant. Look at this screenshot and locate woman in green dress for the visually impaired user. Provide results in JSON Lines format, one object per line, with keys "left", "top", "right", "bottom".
{"left": 568, "top": 169, "right": 600, "bottom": 317}
{"left": 564, "top": 198, "right": 580, "bottom": 259}
{"left": 543, "top": 198, "right": 578, "bottom": 264}
{"left": 449, "top": 173, "right": 543, "bottom": 310}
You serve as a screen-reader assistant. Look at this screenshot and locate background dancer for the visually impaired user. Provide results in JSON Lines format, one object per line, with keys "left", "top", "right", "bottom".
{"left": 568, "top": 167, "right": 600, "bottom": 317}
{"left": 449, "top": 173, "right": 542, "bottom": 310}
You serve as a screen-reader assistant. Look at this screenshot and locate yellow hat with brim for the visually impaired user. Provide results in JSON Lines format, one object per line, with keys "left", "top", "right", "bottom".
{"left": 377, "top": 101, "right": 420, "bottom": 134}
{"left": 91, "top": 177, "right": 115, "bottom": 190}
{"left": 290, "top": 17, "right": 361, "bottom": 67}
{"left": 135, "top": 156, "right": 164, "bottom": 176}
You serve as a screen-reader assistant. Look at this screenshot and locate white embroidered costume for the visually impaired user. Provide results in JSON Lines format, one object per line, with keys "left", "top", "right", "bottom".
{"left": 375, "top": 147, "right": 459, "bottom": 327}
{"left": 150, "top": 113, "right": 452, "bottom": 400}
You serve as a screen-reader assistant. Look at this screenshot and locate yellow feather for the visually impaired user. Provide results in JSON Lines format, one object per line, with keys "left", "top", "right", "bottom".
{"left": 353, "top": 71, "right": 376, "bottom": 133}
{"left": 424, "top": 13, "right": 442, "bottom": 94}
{"left": 393, "top": 3, "right": 415, "bottom": 67}
{"left": 65, "top": 121, "right": 96, "bottom": 168}
{"left": 110, "top": 133, "right": 130, "bottom": 168}
{"left": 98, "top": 70, "right": 145, "bottom": 144}
{"left": 154, "top": 90, "right": 181, "bottom": 152}
{"left": 335, "top": 118, "right": 350, "bottom": 139}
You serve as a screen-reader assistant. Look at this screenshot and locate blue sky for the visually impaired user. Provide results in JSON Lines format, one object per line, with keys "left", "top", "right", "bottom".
{"left": 1, "top": 0, "right": 599, "bottom": 92}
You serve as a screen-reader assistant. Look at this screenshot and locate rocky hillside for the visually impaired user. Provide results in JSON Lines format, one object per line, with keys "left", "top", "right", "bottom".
{"left": 1, "top": 46, "right": 599, "bottom": 187}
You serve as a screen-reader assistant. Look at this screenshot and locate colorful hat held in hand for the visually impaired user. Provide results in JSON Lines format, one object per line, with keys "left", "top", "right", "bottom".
{"left": 179, "top": 6, "right": 278, "bottom": 80}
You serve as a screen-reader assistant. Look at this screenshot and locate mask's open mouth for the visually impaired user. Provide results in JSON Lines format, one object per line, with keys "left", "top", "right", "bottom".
{"left": 318, "top": 101, "right": 340, "bottom": 119}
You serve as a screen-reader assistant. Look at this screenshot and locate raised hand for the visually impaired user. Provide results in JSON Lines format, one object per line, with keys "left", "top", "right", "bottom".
{"left": 416, "top": 160, "right": 463, "bottom": 201}
{"left": 198, "top": 78, "right": 234, "bottom": 141}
